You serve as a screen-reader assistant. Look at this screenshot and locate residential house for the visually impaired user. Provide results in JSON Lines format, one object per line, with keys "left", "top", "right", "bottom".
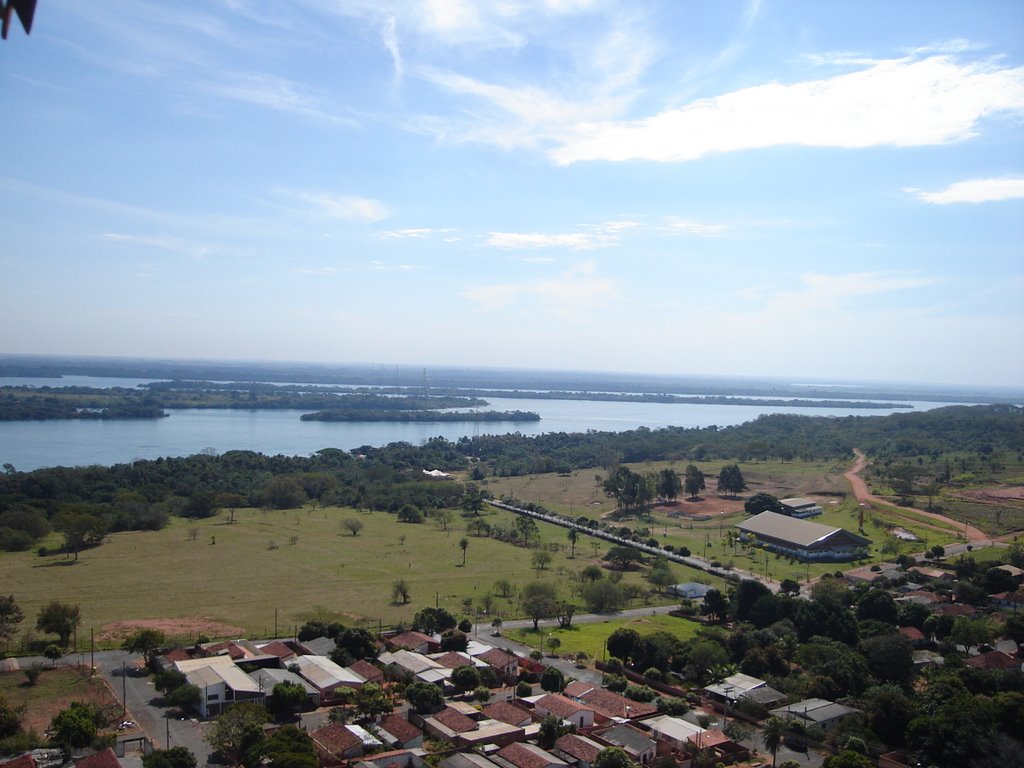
{"left": 592, "top": 724, "right": 656, "bottom": 765}
{"left": 483, "top": 701, "right": 534, "bottom": 728}
{"left": 667, "top": 583, "right": 711, "bottom": 600}
{"left": 476, "top": 647, "right": 519, "bottom": 684}
{"left": 249, "top": 667, "right": 321, "bottom": 709}
{"left": 176, "top": 656, "right": 265, "bottom": 718}
{"left": 312, "top": 723, "right": 379, "bottom": 764}
{"left": 349, "top": 659, "right": 385, "bottom": 684}
{"left": 494, "top": 742, "right": 568, "bottom": 768}
{"left": 532, "top": 694, "right": 595, "bottom": 729}
{"left": 554, "top": 734, "right": 605, "bottom": 768}
{"left": 386, "top": 631, "right": 435, "bottom": 653}
{"left": 378, "top": 713, "right": 424, "bottom": 749}
{"left": 898, "top": 626, "right": 928, "bottom": 649}
{"left": 292, "top": 655, "right": 366, "bottom": 700}
{"left": 703, "top": 673, "right": 767, "bottom": 709}
{"left": 965, "top": 651, "right": 1021, "bottom": 671}
{"left": 72, "top": 750, "right": 122, "bottom": 768}
{"left": 300, "top": 636, "right": 338, "bottom": 657}
{"left": 563, "top": 682, "right": 658, "bottom": 722}
{"left": 769, "top": 699, "right": 861, "bottom": 731}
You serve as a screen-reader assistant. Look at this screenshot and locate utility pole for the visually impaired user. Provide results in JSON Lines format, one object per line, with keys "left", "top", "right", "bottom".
{"left": 121, "top": 661, "right": 127, "bottom": 720}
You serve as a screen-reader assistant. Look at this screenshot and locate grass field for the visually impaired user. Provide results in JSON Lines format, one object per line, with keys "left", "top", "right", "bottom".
{"left": 0, "top": 504, "right": 733, "bottom": 650}
{"left": 485, "top": 459, "right": 967, "bottom": 583}
{"left": 508, "top": 613, "right": 701, "bottom": 660}
{"left": 0, "top": 666, "right": 121, "bottom": 735}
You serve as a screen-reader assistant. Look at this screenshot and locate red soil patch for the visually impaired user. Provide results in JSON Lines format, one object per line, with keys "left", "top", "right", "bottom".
{"left": 960, "top": 486, "right": 1024, "bottom": 503}
{"left": 96, "top": 618, "right": 245, "bottom": 644}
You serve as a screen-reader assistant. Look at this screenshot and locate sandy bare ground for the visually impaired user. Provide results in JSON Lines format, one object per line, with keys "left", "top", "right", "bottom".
{"left": 845, "top": 449, "right": 989, "bottom": 543}
{"left": 96, "top": 618, "right": 245, "bottom": 644}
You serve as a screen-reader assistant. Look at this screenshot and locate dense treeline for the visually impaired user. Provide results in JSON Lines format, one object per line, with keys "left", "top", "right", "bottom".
{"left": 0, "top": 385, "right": 501, "bottom": 420}
{"left": 0, "top": 405, "right": 1020, "bottom": 554}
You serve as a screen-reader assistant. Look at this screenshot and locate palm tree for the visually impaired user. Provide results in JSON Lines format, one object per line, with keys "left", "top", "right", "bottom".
{"left": 761, "top": 716, "right": 787, "bottom": 767}
{"left": 567, "top": 528, "right": 578, "bottom": 558}
{"left": 459, "top": 537, "right": 469, "bottom": 565}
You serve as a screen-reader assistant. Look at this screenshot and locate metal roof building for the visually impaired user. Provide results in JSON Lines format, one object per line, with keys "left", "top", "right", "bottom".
{"left": 736, "top": 511, "right": 870, "bottom": 562}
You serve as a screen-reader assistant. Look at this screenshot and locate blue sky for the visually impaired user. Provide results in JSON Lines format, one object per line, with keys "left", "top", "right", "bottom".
{"left": 1, "top": 0, "right": 1022, "bottom": 388}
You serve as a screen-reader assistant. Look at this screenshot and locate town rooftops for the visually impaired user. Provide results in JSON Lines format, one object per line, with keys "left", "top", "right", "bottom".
{"left": 433, "top": 706, "right": 479, "bottom": 733}
{"left": 249, "top": 667, "right": 319, "bottom": 697}
{"left": 387, "top": 630, "right": 434, "bottom": 650}
{"left": 185, "top": 662, "right": 262, "bottom": 693}
{"left": 72, "top": 750, "right": 121, "bottom": 768}
{"left": 535, "top": 693, "right": 591, "bottom": 720}
{"left": 575, "top": 687, "right": 657, "bottom": 720}
{"left": 483, "top": 701, "right": 534, "bottom": 726}
{"left": 737, "top": 512, "right": 869, "bottom": 548}
{"left": 349, "top": 659, "right": 384, "bottom": 682}
{"left": 378, "top": 713, "right": 423, "bottom": 745}
{"left": 704, "top": 672, "right": 766, "bottom": 700}
{"left": 293, "top": 654, "right": 365, "bottom": 690}
{"left": 312, "top": 723, "right": 364, "bottom": 755}
{"left": 646, "top": 715, "right": 706, "bottom": 745}
{"left": 431, "top": 651, "right": 477, "bottom": 669}
{"left": 478, "top": 647, "right": 517, "bottom": 669}
{"left": 596, "top": 724, "right": 656, "bottom": 756}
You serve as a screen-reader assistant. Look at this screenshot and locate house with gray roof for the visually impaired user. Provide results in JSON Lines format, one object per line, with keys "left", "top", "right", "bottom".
{"left": 737, "top": 512, "right": 870, "bottom": 562}
{"left": 769, "top": 698, "right": 861, "bottom": 731}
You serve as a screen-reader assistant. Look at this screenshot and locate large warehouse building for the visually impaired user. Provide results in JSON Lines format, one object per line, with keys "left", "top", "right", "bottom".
{"left": 736, "top": 511, "right": 871, "bottom": 562}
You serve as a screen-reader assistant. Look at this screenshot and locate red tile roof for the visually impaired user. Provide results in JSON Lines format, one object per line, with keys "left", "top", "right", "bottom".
{"left": 899, "top": 626, "right": 925, "bottom": 642}
{"left": 432, "top": 651, "right": 473, "bottom": 669}
{"left": 483, "top": 700, "right": 533, "bottom": 726}
{"left": 479, "top": 648, "right": 517, "bottom": 669}
{"left": 562, "top": 681, "right": 594, "bottom": 698}
{"left": 536, "top": 694, "right": 589, "bottom": 720}
{"left": 556, "top": 734, "right": 602, "bottom": 763}
{"left": 0, "top": 755, "right": 37, "bottom": 768}
{"left": 349, "top": 659, "right": 384, "bottom": 682}
{"left": 379, "top": 713, "right": 423, "bottom": 744}
{"left": 433, "top": 706, "right": 478, "bottom": 733}
{"left": 259, "top": 641, "right": 296, "bottom": 660}
{"left": 498, "top": 743, "right": 562, "bottom": 768}
{"left": 162, "top": 648, "right": 192, "bottom": 664}
{"left": 73, "top": 749, "right": 122, "bottom": 768}
{"left": 312, "top": 722, "right": 363, "bottom": 754}
{"left": 579, "top": 688, "right": 657, "bottom": 720}
{"left": 966, "top": 651, "right": 1020, "bottom": 670}
{"left": 387, "top": 631, "right": 433, "bottom": 650}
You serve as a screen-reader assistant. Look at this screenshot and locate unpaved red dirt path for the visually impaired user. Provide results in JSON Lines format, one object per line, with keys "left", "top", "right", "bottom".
{"left": 845, "top": 449, "right": 989, "bottom": 543}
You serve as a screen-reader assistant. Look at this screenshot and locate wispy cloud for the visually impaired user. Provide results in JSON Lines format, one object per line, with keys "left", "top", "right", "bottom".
{"left": 461, "top": 262, "right": 617, "bottom": 317}
{"left": 747, "top": 271, "right": 937, "bottom": 313}
{"left": 380, "top": 228, "right": 457, "bottom": 239}
{"left": 284, "top": 192, "right": 391, "bottom": 223}
{"left": 208, "top": 73, "right": 356, "bottom": 125}
{"left": 550, "top": 53, "right": 1024, "bottom": 164}
{"left": 487, "top": 231, "right": 610, "bottom": 250}
{"left": 100, "top": 233, "right": 217, "bottom": 258}
{"left": 663, "top": 217, "right": 728, "bottom": 236}
{"left": 905, "top": 177, "right": 1024, "bottom": 204}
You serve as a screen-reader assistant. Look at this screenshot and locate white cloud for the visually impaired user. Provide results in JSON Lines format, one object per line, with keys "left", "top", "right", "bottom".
{"left": 287, "top": 192, "right": 391, "bottom": 223}
{"left": 208, "top": 73, "right": 355, "bottom": 125}
{"left": 664, "top": 217, "right": 728, "bottom": 236}
{"left": 100, "top": 232, "right": 216, "bottom": 258}
{"left": 487, "top": 231, "right": 607, "bottom": 250}
{"left": 905, "top": 177, "right": 1024, "bottom": 204}
{"left": 381, "top": 228, "right": 435, "bottom": 239}
{"left": 550, "top": 53, "right": 1024, "bottom": 164}
{"left": 461, "top": 262, "right": 618, "bottom": 317}
{"left": 754, "top": 271, "right": 937, "bottom": 313}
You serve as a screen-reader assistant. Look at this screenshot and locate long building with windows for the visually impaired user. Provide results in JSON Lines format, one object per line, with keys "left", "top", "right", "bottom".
{"left": 736, "top": 511, "right": 870, "bottom": 562}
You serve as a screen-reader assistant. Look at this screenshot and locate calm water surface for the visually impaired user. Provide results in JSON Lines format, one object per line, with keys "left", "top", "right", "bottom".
{"left": 0, "top": 377, "right": 964, "bottom": 470}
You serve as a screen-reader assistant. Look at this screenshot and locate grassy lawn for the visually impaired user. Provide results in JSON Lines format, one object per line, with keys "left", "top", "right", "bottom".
{"left": 0, "top": 503, "right": 731, "bottom": 649}
{"left": 508, "top": 613, "right": 701, "bottom": 660}
{"left": 0, "top": 666, "right": 121, "bottom": 735}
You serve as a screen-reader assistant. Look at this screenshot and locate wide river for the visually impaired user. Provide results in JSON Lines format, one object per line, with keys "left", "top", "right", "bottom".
{"left": 0, "top": 376, "right": 966, "bottom": 471}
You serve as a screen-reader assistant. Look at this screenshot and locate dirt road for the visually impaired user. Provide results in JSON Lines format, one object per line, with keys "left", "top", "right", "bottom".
{"left": 845, "top": 449, "right": 989, "bottom": 543}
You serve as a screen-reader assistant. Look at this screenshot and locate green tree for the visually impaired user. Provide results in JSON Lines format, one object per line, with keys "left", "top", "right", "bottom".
{"left": 342, "top": 518, "right": 363, "bottom": 536}
{"left": 262, "top": 725, "right": 317, "bottom": 768}
{"left": 607, "top": 628, "right": 641, "bottom": 665}
{"left": 205, "top": 703, "right": 270, "bottom": 766}
{"left": 355, "top": 682, "right": 391, "bottom": 720}
{"left": 392, "top": 579, "right": 411, "bottom": 604}
{"left": 405, "top": 682, "right": 444, "bottom": 714}
{"left": 434, "top": 509, "right": 454, "bottom": 532}
{"left": 593, "top": 746, "right": 636, "bottom": 768}
{"left": 271, "top": 681, "right": 308, "bottom": 717}
{"left": 761, "top": 716, "right": 786, "bottom": 767}
{"left": 647, "top": 560, "right": 676, "bottom": 592}
{"left": 43, "top": 644, "right": 62, "bottom": 668}
{"left": 459, "top": 537, "right": 469, "bottom": 566}
{"left": 0, "top": 594, "right": 24, "bottom": 649}
{"left": 950, "top": 615, "right": 999, "bottom": 655}
{"left": 567, "top": 528, "right": 579, "bottom": 558}
{"left": 540, "top": 666, "right": 565, "bottom": 693}
{"left": 514, "top": 515, "right": 539, "bottom": 546}
{"left": 412, "top": 607, "right": 456, "bottom": 635}
{"left": 532, "top": 550, "right": 552, "bottom": 571}
{"left": 122, "top": 628, "right": 167, "bottom": 665}
{"left": 397, "top": 504, "right": 423, "bottom": 523}
{"left": 50, "top": 702, "right": 102, "bottom": 750}
{"left": 165, "top": 684, "right": 201, "bottom": 712}
{"left": 745, "top": 493, "right": 784, "bottom": 516}
{"left": 821, "top": 751, "right": 872, "bottom": 768}
{"left": 656, "top": 468, "right": 682, "bottom": 502}
{"left": 520, "top": 582, "right": 559, "bottom": 630}
{"left": 142, "top": 747, "right": 198, "bottom": 768}
{"left": 703, "top": 589, "right": 729, "bottom": 622}
{"left": 683, "top": 464, "right": 705, "bottom": 499}
{"left": 53, "top": 507, "right": 107, "bottom": 560}
{"left": 451, "top": 665, "right": 481, "bottom": 693}
{"left": 35, "top": 601, "right": 80, "bottom": 648}
{"left": 716, "top": 464, "right": 746, "bottom": 496}
{"left": 580, "top": 579, "right": 625, "bottom": 612}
